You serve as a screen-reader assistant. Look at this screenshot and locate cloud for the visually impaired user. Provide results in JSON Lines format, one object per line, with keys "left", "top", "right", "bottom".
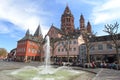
{"left": 90, "top": 0, "right": 120, "bottom": 25}
{"left": 0, "top": 24, "right": 10, "bottom": 34}
{"left": 0, "top": 0, "right": 52, "bottom": 37}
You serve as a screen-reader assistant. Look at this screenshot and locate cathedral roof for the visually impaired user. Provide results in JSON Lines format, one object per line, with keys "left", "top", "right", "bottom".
{"left": 51, "top": 25, "right": 64, "bottom": 34}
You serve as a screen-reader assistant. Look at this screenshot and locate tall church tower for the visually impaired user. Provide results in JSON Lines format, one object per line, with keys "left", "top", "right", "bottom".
{"left": 80, "top": 14, "right": 85, "bottom": 32}
{"left": 61, "top": 5, "right": 74, "bottom": 34}
{"left": 87, "top": 21, "right": 92, "bottom": 33}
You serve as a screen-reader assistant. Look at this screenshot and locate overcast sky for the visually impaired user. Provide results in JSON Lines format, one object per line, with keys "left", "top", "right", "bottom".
{"left": 0, "top": 0, "right": 120, "bottom": 52}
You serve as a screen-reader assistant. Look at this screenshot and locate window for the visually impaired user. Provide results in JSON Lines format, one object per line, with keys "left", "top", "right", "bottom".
{"left": 80, "top": 45, "right": 86, "bottom": 53}
{"left": 28, "top": 48, "right": 31, "bottom": 52}
{"left": 62, "top": 48, "right": 64, "bottom": 52}
{"left": 66, "top": 18, "right": 70, "bottom": 22}
{"left": 58, "top": 49, "right": 60, "bottom": 52}
{"left": 73, "top": 47, "right": 76, "bottom": 51}
{"left": 32, "top": 49, "right": 34, "bottom": 53}
{"left": 98, "top": 44, "right": 103, "bottom": 50}
{"left": 69, "top": 41, "right": 72, "bottom": 44}
{"left": 61, "top": 42, "right": 64, "bottom": 45}
{"left": 90, "top": 45, "right": 95, "bottom": 51}
{"left": 58, "top": 42, "right": 60, "bottom": 45}
{"left": 73, "top": 40, "right": 76, "bottom": 44}
{"left": 65, "top": 48, "right": 67, "bottom": 51}
{"left": 107, "top": 44, "right": 112, "bottom": 50}
{"left": 66, "top": 41, "right": 68, "bottom": 44}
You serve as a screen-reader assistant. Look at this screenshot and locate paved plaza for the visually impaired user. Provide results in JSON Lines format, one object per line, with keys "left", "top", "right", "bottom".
{"left": 0, "top": 60, "right": 120, "bottom": 80}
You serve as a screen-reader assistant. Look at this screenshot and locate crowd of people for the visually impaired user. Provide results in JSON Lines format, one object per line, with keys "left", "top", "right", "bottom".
{"left": 54, "top": 60, "right": 120, "bottom": 70}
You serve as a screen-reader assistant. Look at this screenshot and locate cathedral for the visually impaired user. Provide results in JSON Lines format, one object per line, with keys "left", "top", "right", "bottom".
{"left": 15, "top": 5, "right": 119, "bottom": 63}
{"left": 47, "top": 5, "right": 91, "bottom": 39}
{"left": 47, "top": 5, "right": 92, "bottom": 63}
{"left": 47, "top": 5, "right": 119, "bottom": 64}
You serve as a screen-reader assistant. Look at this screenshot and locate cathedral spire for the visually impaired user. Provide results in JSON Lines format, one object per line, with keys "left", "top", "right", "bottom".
{"left": 64, "top": 4, "right": 71, "bottom": 14}
{"left": 87, "top": 21, "right": 92, "bottom": 33}
{"left": 80, "top": 14, "right": 85, "bottom": 31}
{"left": 34, "top": 24, "right": 43, "bottom": 37}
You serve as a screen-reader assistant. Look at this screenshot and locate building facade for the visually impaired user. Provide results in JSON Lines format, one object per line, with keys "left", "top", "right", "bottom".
{"left": 16, "top": 25, "right": 43, "bottom": 62}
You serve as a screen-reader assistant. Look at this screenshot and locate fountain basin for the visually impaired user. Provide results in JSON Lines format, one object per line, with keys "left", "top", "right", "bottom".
{"left": 0, "top": 66, "right": 95, "bottom": 80}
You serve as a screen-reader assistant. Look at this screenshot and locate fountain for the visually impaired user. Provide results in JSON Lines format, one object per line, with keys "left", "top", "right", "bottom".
{"left": 40, "top": 36, "right": 51, "bottom": 74}
{"left": 0, "top": 36, "right": 95, "bottom": 80}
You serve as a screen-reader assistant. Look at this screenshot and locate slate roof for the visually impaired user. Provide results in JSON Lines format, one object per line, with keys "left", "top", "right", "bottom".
{"left": 90, "top": 34, "right": 120, "bottom": 42}
{"left": 34, "top": 25, "right": 43, "bottom": 37}
{"left": 18, "top": 35, "right": 41, "bottom": 42}
{"left": 51, "top": 26, "right": 64, "bottom": 34}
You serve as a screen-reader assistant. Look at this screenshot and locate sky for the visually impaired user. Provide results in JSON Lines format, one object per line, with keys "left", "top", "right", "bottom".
{"left": 0, "top": 0, "right": 120, "bottom": 52}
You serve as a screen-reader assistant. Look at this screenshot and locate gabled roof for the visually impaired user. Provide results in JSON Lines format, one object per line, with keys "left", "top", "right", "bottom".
{"left": 34, "top": 24, "right": 43, "bottom": 37}
{"left": 47, "top": 24, "right": 64, "bottom": 35}
{"left": 51, "top": 26, "right": 64, "bottom": 34}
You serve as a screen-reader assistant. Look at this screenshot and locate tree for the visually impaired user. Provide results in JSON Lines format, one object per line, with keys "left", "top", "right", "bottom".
{"left": 60, "top": 35, "right": 72, "bottom": 63}
{"left": 50, "top": 38, "right": 59, "bottom": 62}
{"left": 82, "top": 30, "right": 95, "bottom": 64}
{"left": 0, "top": 48, "right": 8, "bottom": 58}
{"left": 103, "top": 22, "right": 120, "bottom": 64}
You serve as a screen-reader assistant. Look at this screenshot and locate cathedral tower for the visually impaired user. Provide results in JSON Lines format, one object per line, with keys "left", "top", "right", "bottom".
{"left": 87, "top": 21, "right": 92, "bottom": 33}
{"left": 80, "top": 14, "right": 85, "bottom": 31}
{"left": 61, "top": 5, "right": 74, "bottom": 34}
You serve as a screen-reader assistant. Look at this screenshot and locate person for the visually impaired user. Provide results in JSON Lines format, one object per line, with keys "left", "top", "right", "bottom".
{"left": 100, "top": 62, "right": 103, "bottom": 68}
{"left": 92, "top": 61, "right": 96, "bottom": 68}
{"left": 103, "top": 61, "right": 107, "bottom": 68}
